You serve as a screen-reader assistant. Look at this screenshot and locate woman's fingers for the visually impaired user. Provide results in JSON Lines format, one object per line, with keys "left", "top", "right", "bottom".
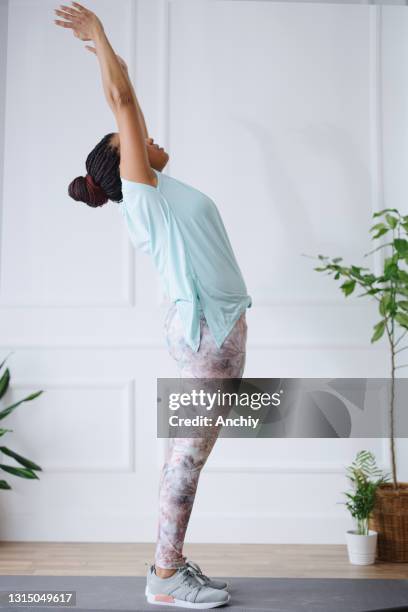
{"left": 54, "top": 2, "right": 99, "bottom": 39}
{"left": 85, "top": 45, "right": 97, "bottom": 53}
{"left": 59, "top": 5, "right": 80, "bottom": 16}
{"left": 72, "top": 1, "right": 87, "bottom": 12}
{"left": 54, "top": 18, "right": 75, "bottom": 28}
{"left": 54, "top": 9, "right": 78, "bottom": 22}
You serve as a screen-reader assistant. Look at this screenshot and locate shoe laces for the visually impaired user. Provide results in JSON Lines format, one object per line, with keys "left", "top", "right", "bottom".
{"left": 185, "top": 559, "right": 211, "bottom": 585}
{"left": 179, "top": 564, "right": 207, "bottom": 588}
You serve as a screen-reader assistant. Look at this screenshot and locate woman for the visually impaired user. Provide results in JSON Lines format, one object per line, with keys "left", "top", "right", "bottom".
{"left": 55, "top": 3, "right": 252, "bottom": 609}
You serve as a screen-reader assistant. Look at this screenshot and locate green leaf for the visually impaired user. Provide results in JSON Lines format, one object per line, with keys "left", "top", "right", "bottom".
{"left": 0, "top": 429, "right": 12, "bottom": 438}
{"left": 371, "top": 320, "right": 385, "bottom": 343}
{"left": 0, "top": 390, "right": 43, "bottom": 422}
{"left": 394, "top": 238, "right": 408, "bottom": 256}
{"left": 359, "top": 288, "right": 381, "bottom": 297}
{"left": 332, "top": 257, "right": 343, "bottom": 263}
{"left": 398, "top": 301, "right": 408, "bottom": 311}
{"left": 0, "top": 447, "right": 41, "bottom": 471}
{"left": 341, "top": 280, "right": 356, "bottom": 296}
{"left": 0, "top": 464, "right": 39, "bottom": 479}
{"left": 362, "top": 274, "right": 377, "bottom": 285}
{"left": 386, "top": 214, "right": 398, "bottom": 229}
{"left": 373, "top": 208, "right": 399, "bottom": 218}
{"left": 372, "top": 227, "right": 389, "bottom": 240}
{"left": 379, "top": 295, "right": 392, "bottom": 316}
{"left": 0, "top": 480, "right": 11, "bottom": 490}
{"left": 0, "top": 353, "right": 12, "bottom": 373}
{"left": 350, "top": 266, "right": 364, "bottom": 279}
{"left": 370, "top": 222, "right": 387, "bottom": 233}
{"left": 0, "top": 368, "right": 10, "bottom": 400}
{"left": 383, "top": 258, "right": 399, "bottom": 280}
{"left": 398, "top": 269, "right": 408, "bottom": 283}
{"left": 396, "top": 312, "right": 408, "bottom": 329}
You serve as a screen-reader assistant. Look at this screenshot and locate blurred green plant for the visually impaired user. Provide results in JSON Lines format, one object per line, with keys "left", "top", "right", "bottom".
{"left": 0, "top": 354, "right": 43, "bottom": 489}
{"left": 342, "top": 450, "right": 390, "bottom": 535}
{"left": 313, "top": 209, "right": 408, "bottom": 489}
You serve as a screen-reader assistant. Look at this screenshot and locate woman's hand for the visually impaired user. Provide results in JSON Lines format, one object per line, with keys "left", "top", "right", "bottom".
{"left": 54, "top": 2, "right": 103, "bottom": 42}
{"left": 85, "top": 45, "right": 128, "bottom": 73}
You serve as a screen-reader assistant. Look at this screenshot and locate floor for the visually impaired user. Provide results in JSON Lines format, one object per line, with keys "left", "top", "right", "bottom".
{"left": 2, "top": 575, "right": 408, "bottom": 612}
{"left": 0, "top": 543, "right": 407, "bottom": 578}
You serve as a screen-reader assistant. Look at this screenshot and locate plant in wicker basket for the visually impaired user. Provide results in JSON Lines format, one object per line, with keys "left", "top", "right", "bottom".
{"left": 313, "top": 208, "right": 408, "bottom": 562}
{"left": 0, "top": 355, "right": 43, "bottom": 489}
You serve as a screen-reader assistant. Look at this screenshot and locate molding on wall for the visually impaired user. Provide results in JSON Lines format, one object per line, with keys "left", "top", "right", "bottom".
{"left": 126, "top": 0, "right": 140, "bottom": 309}
{"left": 0, "top": 511, "right": 350, "bottom": 544}
{"left": 125, "top": 228, "right": 137, "bottom": 309}
{"left": 369, "top": 4, "right": 386, "bottom": 278}
{"left": 0, "top": 0, "right": 136, "bottom": 311}
{"left": 158, "top": 0, "right": 171, "bottom": 162}
{"left": 9, "top": 379, "right": 136, "bottom": 474}
{"left": 206, "top": 459, "right": 389, "bottom": 474}
{"left": 0, "top": 341, "right": 386, "bottom": 350}
{"left": 0, "top": 0, "right": 8, "bottom": 304}
{"left": 206, "top": 463, "right": 349, "bottom": 474}
{"left": 156, "top": 0, "right": 387, "bottom": 311}
{"left": 248, "top": 296, "right": 373, "bottom": 307}
{"left": 0, "top": 234, "right": 136, "bottom": 309}
{"left": 205, "top": 0, "right": 408, "bottom": 4}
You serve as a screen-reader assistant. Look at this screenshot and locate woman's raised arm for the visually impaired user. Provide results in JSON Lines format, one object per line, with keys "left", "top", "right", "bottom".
{"left": 54, "top": 1, "right": 156, "bottom": 186}
{"left": 85, "top": 45, "right": 150, "bottom": 142}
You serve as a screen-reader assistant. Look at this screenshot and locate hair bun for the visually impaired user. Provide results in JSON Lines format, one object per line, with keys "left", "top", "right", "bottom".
{"left": 68, "top": 174, "right": 108, "bottom": 207}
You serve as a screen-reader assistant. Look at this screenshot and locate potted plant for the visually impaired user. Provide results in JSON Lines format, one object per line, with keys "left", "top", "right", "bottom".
{"left": 313, "top": 208, "right": 408, "bottom": 561}
{"left": 0, "top": 355, "right": 43, "bottom": 488}
{"left": 343, "top": 450, "right": 389, "bottom": 565}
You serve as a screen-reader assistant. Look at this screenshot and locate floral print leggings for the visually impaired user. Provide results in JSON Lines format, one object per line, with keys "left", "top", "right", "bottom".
{"left": 155, "top": 302, "right": 248, "bottom": 569}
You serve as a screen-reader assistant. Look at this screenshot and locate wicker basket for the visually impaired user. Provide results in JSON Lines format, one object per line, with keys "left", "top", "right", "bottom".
{"left": 368, "top": 482, "right": 408, "bottom": 562}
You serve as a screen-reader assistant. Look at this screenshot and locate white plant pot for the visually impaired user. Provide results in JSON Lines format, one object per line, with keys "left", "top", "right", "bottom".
{"left": 346, "top": 529, "right": 378, "bottom": 565}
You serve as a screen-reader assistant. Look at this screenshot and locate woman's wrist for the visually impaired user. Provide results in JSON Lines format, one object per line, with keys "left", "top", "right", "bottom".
{"left": 92, "top": 21, "right": 105, "bottom": 43}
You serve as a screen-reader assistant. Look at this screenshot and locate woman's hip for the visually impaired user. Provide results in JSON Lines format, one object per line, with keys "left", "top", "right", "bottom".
{"left": 164, "top": 303, "right": 247, "bottom": 378}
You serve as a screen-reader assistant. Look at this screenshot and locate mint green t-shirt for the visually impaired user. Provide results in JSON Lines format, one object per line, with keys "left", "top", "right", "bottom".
{"left": 119, "top": 169, "right": 252, "bottom": 352}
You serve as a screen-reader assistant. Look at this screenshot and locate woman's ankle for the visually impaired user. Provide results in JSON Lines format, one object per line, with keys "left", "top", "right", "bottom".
{"left": 155, "top": 565, "right": 177, "bottom": 579}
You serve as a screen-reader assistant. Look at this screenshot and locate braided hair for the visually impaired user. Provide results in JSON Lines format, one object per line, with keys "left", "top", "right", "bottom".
{"left": 68, "top": 133, "right": 123, "bottom": 207}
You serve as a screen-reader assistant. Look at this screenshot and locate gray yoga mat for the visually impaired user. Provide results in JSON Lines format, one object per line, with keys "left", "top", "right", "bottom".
{"left": 0, "top": 576, "right": 407, "bottom": 612}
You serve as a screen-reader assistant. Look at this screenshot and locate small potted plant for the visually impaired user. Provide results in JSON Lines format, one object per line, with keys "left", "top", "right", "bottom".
{"left": 0, "top": 354, "right": 43, "bottom": 489}
{"left": 343, "top": 450, "right": 390, "bottom": 565}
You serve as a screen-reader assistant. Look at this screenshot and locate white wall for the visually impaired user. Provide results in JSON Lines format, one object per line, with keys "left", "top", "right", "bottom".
{"left": 0, "top": 0, "right": 406, "bottom": 544}
{"left": 0, "top": 0, "right": 8, "bottom": 235}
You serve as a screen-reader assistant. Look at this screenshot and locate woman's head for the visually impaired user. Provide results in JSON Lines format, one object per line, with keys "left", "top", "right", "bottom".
{"left": 68, "top": 133, "right": 122, "bottom": 207}
{"left": 68, "top": 132, "right": 169, "bottom": 208}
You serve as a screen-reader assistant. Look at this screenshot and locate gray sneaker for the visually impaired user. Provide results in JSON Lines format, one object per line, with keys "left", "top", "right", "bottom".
{"left": 145, "top": 564, "right": 230, "bottom": 609}
{"left": 185, "top": 560, "right": 229, "bottom": 591}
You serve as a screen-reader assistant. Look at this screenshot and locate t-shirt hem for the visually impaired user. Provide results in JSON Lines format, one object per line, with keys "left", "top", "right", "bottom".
{"left": 187, "top": 298, "right": 251, "bottom": 353}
